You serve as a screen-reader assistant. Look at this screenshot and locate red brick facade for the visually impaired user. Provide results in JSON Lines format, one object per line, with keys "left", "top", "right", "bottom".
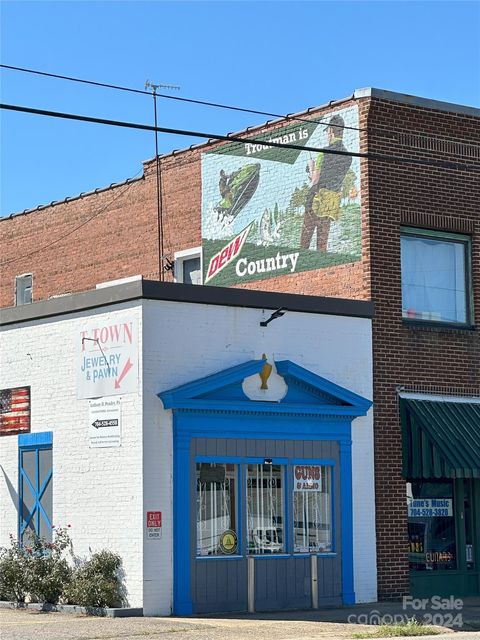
{"left": 1, "top": 90, "right": 479, "bottom": 599}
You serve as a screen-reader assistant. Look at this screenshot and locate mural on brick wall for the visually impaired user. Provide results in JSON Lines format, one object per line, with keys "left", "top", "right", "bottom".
{"left": 201, "top": 105, "right": 361, "bottom": 285}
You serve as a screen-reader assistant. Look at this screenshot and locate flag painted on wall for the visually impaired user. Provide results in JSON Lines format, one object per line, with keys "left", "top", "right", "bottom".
{"left": 0, "top": 387, "right": 30, "bottom": 435}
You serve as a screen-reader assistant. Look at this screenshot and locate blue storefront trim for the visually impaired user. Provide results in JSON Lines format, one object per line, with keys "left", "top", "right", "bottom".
{"left": 161, "top": 359, "right": 371, "bottom": 615}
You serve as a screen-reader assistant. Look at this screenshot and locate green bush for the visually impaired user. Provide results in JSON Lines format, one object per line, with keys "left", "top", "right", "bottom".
{"left": 0, "top": 529, "right": 125, "bottom": 608}
{"left": 0, "top": 535, "right": 30, "bottom": 602}
{"left": 26, "top": 529, "right": 72, "bottom": 604}
{"left": 64, "top": 550, "right": 124, "bottom": 608}
{"left": 0, "top": 528, "right": 73, "bottom": 604}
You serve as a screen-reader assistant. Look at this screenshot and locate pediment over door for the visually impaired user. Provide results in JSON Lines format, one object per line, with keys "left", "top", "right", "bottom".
{"left": 159, "top": 359, "right": 371, "bottom": 419}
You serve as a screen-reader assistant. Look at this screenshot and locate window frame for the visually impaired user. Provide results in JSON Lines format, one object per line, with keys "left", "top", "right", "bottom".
{"left": 18, "top": 432, "right": 53, "bottom": 544}
{"left": 174, "top": 247, "right": 202, "bottom": 285}
{"left": 246, "top": 460, "right": 287, "bottom": 556}
{"left": 15, "top": 273, "right": 33, "bottom": 306}
{"left": 194, "top": 456, "right": 337, "bottom": 560}
{"left": 195, "top": 460, "right": 241, "bottom": 558}
{"left": 400, "top": 226, "right": 473, "bottom": 329}
{"left": 291, "top": 461, "right": 336, "bottom": 556}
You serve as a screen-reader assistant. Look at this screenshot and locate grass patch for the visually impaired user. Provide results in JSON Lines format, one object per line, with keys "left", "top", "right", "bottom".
{"left": 353, "top": 618, "right": 442, "bottom": 638}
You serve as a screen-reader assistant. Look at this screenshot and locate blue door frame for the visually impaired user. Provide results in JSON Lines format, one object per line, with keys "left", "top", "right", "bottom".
{"left": 160, "top": 359, "right": 372, "bottom": 614}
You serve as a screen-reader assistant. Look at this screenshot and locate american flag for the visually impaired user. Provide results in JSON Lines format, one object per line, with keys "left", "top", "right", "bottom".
{"left": 0, "top": 387, "right": 30, "bottom": 435}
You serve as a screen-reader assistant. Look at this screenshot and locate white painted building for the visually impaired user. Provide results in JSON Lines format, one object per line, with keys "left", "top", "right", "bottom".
{"left": 0, "top": 280, "right": 376, "bottom": 615}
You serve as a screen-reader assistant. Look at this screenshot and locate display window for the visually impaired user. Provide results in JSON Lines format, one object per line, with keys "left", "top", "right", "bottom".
{"left": 196, "top": 463, "right": 238, "bottom": 556}
{"left": 293, "top": 465, "right": 333, "bottom": 553}
{"left": 196, "top": 459, "right": 336, "bottom": 558}
{"left": 246, "top": 464, "right": 284, "bottom": 554}
{"left": 407, "top": 481, "right": 456, "bottom": 571}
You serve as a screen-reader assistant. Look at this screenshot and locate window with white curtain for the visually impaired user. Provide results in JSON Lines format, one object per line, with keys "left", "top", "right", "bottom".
{"left": 247, "top": 464, "right": 284, "bottom": 554}
{"left": 401, "top": 229, "right": 471, "bottom": 325}
{"left": 293, "top": 465, "right": 333, "bottom": 553}
{"left": 196, "top": 463, "right": 237, "bottom": 556}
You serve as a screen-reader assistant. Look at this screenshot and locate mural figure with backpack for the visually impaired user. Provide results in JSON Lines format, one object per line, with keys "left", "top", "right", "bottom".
{"left": 300, "top": 115, "right": 352, "bottom": 252}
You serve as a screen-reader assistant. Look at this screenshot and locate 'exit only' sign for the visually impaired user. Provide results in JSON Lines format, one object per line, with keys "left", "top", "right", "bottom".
{"left": 146, "top": 511, "right": 162, "bottom": 539}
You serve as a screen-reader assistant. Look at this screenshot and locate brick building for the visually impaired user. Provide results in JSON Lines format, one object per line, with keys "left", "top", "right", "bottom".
{"left": 1, "top": 88, "right": 480, "bottom": 601}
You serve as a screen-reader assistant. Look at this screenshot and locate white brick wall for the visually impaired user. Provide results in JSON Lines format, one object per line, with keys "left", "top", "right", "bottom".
{"left": 0, "top": 303, "right": 144, "bottom": 607}
{"left": 1, "top": 295, "right": 376, "bottom": 614}
{"left": 142, "top": 299, "right": 377, "bottom": 611}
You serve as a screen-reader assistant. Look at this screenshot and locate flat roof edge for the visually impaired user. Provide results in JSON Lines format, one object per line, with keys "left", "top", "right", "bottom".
{"left": 3, "top": 175, "right": 145, "bottom": 221}
{"left": 355, "top": 87, "right": 480, "bottom": 117}
{"left": 0, "top": 280, "right": 374, "bottom": 326}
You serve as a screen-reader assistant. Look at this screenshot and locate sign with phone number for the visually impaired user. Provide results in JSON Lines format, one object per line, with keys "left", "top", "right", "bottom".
{"left": 407, "top": 498, "right": 452, "bottom": 518}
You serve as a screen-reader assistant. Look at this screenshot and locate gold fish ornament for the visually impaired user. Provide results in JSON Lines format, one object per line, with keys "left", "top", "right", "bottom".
{"left": 259, "top": 354, "right": 272, "bottom": 390}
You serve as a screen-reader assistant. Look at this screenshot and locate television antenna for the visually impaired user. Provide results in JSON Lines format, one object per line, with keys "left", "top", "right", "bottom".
{"left": 145, "top": 80, "right": 181, "bottom": 280}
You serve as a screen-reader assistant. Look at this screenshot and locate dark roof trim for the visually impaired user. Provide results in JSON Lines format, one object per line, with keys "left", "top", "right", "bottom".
{"left": 0, "top": 279, "right": 374, "bottom": 327}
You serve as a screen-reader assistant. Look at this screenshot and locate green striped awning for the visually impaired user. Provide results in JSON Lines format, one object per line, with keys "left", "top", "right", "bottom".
{"left": 400, "top": 398, "right": 480, "bottom": 479}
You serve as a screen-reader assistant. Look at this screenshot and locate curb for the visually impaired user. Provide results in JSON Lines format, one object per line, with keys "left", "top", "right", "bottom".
{"left": 0, "top": 600, "right": 143, "bottom": 617}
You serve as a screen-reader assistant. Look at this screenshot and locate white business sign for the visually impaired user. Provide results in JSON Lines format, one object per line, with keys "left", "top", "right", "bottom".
{"left": 293, "top": 465, "right": 323, "bottom": 491}
{"left": 77, "top": 316, "right": 138, "bottom": 399}
{"left": 89, "top": 398, "right": 121, "bottom": 448}
{"left": 407, "top": 498, "right": 453, "bottom": 518}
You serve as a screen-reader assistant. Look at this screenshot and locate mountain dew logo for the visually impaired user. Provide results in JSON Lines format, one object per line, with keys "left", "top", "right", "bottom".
{"left": 205, "top": 224, "right": 252, "bottom": 283}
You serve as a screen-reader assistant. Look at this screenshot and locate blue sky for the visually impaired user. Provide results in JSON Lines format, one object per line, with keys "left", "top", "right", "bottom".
{"left": 1, "top": 0, "right": 479, "bottom": 216}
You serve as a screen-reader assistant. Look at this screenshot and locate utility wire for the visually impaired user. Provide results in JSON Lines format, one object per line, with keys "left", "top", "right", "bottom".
{"left": 3, "top": 64, "right": 478, "bottom": 151}
{"left": 1, "top": 102, "right": 479, "bottom": 173}
{"left": 0, "top": 170, "right": 143, "bottom": 266}
{"left": 0, "top": 63, "right": 366, "bottom": 134}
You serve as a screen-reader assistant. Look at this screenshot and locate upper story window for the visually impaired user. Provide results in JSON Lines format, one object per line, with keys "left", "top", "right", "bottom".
{"left": 174, "top": 248, "right": 202, "bottom": 285}
{"left": 400, "top": 228, "right": 472, "bottom": 326}
{"left": 15, "top": 274, "right": 33, "bottom": 306}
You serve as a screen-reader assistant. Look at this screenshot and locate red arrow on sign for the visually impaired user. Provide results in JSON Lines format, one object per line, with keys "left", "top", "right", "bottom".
{"left": 115, "top": 358, "right": 133, "bottom": 389}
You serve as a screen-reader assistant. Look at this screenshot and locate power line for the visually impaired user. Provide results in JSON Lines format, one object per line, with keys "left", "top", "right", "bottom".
{"left": 0, "top": 170, "right": 143, "bottom": 267}
{"left": 0, "top": 63, "right": 365, "bottom": 134}
{"left": 3, "top": 64, "right": 478, "bottom": 152}
{"left": 1, "top": 102, "right": 479, "bottom": 173}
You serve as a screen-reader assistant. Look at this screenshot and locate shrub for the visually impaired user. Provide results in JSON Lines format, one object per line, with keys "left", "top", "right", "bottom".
{"left": 0, "top": 529, "right": 125, "bottom": 608}
{"left": 0, "top": 528, "right": 73, "bottom": 604}
{"left": 26, "top": 529, "right": 73, "bottom": 604}
{"left": 64, "top": 550, "right": 124, "bottom": 608}
{"left": 0, "top": 535, "right": 30, "bottom": 602}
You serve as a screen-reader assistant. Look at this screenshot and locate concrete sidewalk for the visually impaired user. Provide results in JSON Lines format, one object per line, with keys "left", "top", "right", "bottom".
{"left": 221, "top": 599, "right": 480, "bottom": 630}
{"left": 1, "top": 600, "right": 480, "bottom": 640}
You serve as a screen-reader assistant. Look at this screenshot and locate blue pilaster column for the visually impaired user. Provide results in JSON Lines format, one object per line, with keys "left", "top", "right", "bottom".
{"left": 340, "top": 437, "right": 355, "bottom": 605}
{"left": 173, "top": 424, "right": 193, "bottom": 615}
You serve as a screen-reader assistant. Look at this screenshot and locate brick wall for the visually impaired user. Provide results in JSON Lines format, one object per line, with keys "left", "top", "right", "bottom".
{"left": 2, "top": 91, "right": 479, "bottom": 600}
{"left": 0, "top": 177, "right": 160, "bottom": 307}
{"left": 0, "top": 303, "right": 145, "bottom": 607}
{"left": 366, "top": 98, "right": 480, "bottom": 598}
{"left": 141, "top": 299, "right": 376, "bottom": 609}
{"left": 0, "top": 98, "right": 371, "bottom": 307}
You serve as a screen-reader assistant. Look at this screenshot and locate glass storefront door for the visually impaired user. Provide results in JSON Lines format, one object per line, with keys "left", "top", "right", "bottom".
{"left": 408, "top": 480, "right": 480, "bottom": 597}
